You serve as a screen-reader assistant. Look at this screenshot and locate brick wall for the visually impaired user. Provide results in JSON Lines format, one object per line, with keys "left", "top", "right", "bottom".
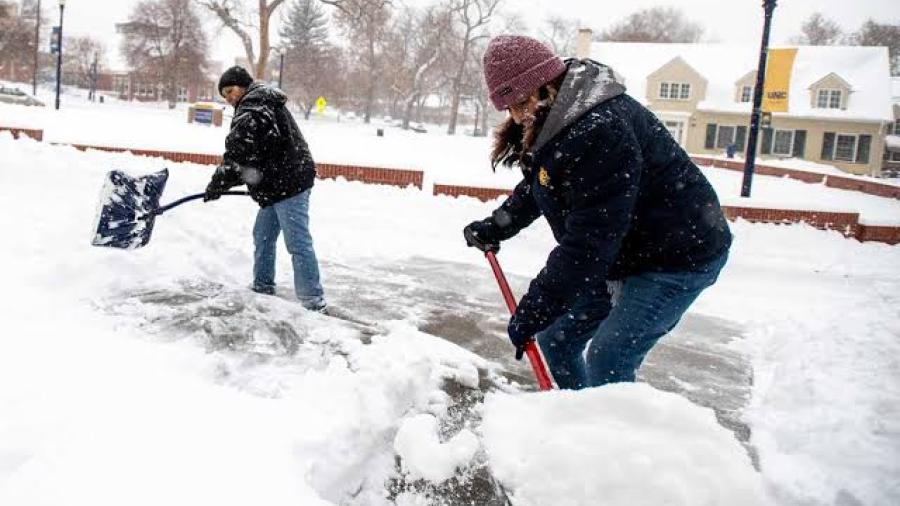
{"left": 317, "top": 163, "right": 423, "bottom": 189}
{"left": 64, "top": 144, "right": 424, "bottom": 189}
{"left": 722, "top": 206, "right": 860, "bottom": 237}
{"left": 690, "top": 156, "right": 899, "bottom": 199}
{"left": 824, "top": 175, "right": 900, "bottom": 199}
{"left": 433, "top": 184, "right": 512, "bottom": 201}
{"left": 857, "top": 225, "right": 900, "bottom": 245}
{"left": 429, "top": 183, "right": 900, "bottom": 245}
{"left": 0, "top": 127, "right": 43, "bottom": 141}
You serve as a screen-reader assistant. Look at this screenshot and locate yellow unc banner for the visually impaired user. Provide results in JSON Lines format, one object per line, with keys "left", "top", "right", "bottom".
{"left": 762, "top": 48, "right": 798, "bottom": 113}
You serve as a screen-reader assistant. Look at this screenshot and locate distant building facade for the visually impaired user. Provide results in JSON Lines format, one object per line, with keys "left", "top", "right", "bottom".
{"left": 108, "top": 71, "right": 216, "bottom": 103}
{"left": 577, "top": 32, "right": 895, "bottom": 176}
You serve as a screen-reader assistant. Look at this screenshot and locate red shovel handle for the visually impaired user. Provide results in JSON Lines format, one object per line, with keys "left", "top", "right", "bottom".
{"left": 485, "top": 251, "right": 554, "bottom": 391}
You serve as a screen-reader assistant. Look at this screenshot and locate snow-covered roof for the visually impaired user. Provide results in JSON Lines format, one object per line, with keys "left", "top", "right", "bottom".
{"left": 589, "top": 42, "right": 893, "bottom": 122}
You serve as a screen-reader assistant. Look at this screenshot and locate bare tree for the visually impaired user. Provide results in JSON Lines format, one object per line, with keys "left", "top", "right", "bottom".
{"left": 120, "top": 0, "right": 209, "bottom": 107}
{"left": 199, "top": 0, "right": 286, "bottom": 79}
{"left": 600, "top": 7, "right": 703, "bottom": 43}
{"left": 279, "top": 0, "right": 342, "bottom": 118}
{"left": 446, "top": 0, "right": 501, "bottom": 135}
{"left": 850, "top": 20, "right": 900, "bottom": 75}
{"left": 321, "top": 0, "right": 392, "bottom": 124}
{"left": 540, "top": 15, "right": 579, "bottom": 56}
{"left": 792, "top": 13, "right": 842, "bottom": 45}
{"left": 383, "top": 4, "right": 450, "bottom": 129}
{"left": 496, "top": 11, "right": 526, "bottom": 34}
{"left": 64, "top": 36, "right": 105, "bottom": 88}
{"left": 0, "top": 1, "right": 38, "bottom": 82}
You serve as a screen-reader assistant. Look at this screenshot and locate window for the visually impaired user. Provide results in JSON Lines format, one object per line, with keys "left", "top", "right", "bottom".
{"left": 716, "top": 126, "right": 736, "bottom": 149}
{"left": 822, "top": 132, "right": 871, "bottom": 163}
{"left": 816, "top": 89, "right": 842, "bottom": 109}
{"left": 893, "top": 119, "right": 900, "bottom": 135}
{"left": 659, "top": 82, "right": 691, "bottom": 100}
{"left": 740, "top": 85, "right": 753, "bottom": 103}
{"left": 772, "top": 129, "right": 794, "bottom": 156}
{"left": 834, "top": 134, "right": 857, "bottom": 161}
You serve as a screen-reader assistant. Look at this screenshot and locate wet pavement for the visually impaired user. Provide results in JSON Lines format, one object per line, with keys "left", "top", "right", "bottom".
{"left": 324, "top": 256, "right": 754, "bottom": 452}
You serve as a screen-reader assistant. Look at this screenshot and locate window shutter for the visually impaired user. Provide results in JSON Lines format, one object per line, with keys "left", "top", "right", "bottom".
{"left": 735, "top": 126, "right": 748, "bottom": 152}
{"left": 705, "top": 124, "right": 717, "bottom": 149}
{"left": 761, "top": 128, "right": 773, "bottom": 155}
{"left": 792, "top": 130, "right": 807, "bottom": 158}
{"left": 856, "top": 135, "right": 871, "bottom": 164}
{"left": 821, "top": 132, "right": 835, "bottom": 160}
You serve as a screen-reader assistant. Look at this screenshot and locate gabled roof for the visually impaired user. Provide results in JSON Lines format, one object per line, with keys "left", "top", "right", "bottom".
{"left": 808, "top": 72, "right": 853, "bottom": 91}
{"left": 735, "top": 70, "right": 756, "bottom": 86}
{"left": 589, "top": 42, "right": 893, "bottom": 121}
{"left": 647, "top": 56, "right": 707, "bottom": 84}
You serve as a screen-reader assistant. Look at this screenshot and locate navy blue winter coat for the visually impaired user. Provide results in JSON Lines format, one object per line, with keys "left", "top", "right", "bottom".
{"left": 209, "top": 82, "right": 317, "bottom": 207}
{"left": 495, "top": 60, "right": 732, "bottom": 334}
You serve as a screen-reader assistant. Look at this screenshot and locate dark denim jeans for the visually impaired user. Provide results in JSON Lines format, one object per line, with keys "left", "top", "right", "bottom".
{"left": 536, "top": 252, "right": 728, "bottom": 389}
{"left": 252, "top": 189, "right": 325, "bottom": 309}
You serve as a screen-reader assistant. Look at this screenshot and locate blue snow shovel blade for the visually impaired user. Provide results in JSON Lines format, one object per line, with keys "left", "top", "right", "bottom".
{"left": 91, "top": 169, "right": 169, "bottom": 249}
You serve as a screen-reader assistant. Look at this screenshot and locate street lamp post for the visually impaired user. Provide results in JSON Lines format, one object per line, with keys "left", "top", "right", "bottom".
{"left": 54, "top": 0, "right": 66, "bottom": 110}
{"left": 741, "top": 0, "right": 777, "bottom": 198}
{"left": 277, "top": 51, "right": 285, "bottom": 89}
{"left": 32, "top": 0, "right": 42, "bottom": 96}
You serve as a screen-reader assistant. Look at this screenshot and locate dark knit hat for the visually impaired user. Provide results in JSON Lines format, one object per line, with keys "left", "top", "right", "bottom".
{"left": 482, "top": 35, "right": 567, "bottom": 111}
{"left": 218, "top": 66, "right": 254, "bottom": 95}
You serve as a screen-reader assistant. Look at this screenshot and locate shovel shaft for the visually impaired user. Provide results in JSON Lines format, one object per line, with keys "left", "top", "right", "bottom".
{"left": 154, "top": 191, "right": 250, "bottom": 216}
{"left": 485, "top": 251, "right": 554, "bottom": 391}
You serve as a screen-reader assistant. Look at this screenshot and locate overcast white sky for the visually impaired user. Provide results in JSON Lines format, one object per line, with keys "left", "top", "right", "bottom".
{"left": 51, "top": 0, "right": 900, "bottom": 71}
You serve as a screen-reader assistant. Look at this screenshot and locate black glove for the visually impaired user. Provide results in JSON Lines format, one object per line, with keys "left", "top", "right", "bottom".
{"left": 203, "top": 167, "right": 231, "bottom": 202}
{"left": 507, "top": 288, "right": 566, "bottom": 360}
{"left": 203, "top": 181, "right": 224, "bottom": 202}
{"left": 463, "top": 218, "right": 501, "bottom": 253}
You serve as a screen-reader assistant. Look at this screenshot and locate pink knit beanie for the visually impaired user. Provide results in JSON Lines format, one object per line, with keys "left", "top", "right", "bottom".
{"left": 482, "top": 35, "right": 567, "bottom": 111}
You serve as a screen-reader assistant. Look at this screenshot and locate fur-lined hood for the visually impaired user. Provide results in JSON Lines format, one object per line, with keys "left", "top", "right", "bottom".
{"left": 531, "top": 59, "right": 627, "bottom": 155}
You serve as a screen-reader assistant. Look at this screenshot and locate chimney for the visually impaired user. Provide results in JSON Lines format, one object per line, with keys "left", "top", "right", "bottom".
{"left": 576, "top": 28, "right": 593, "bottom": 59}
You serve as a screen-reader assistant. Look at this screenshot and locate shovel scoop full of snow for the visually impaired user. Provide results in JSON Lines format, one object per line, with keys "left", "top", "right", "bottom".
{"left": 91, "top": 168, "right": 169, "bottom": 249}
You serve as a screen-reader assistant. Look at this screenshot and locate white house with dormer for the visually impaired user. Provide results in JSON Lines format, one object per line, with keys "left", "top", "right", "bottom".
{"left": 575, "top": 32, "right": 895, "bottom": 176}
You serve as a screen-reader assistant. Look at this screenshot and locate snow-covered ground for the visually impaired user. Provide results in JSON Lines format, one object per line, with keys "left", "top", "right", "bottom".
{"left": 1, "top": 95, "right": 899, "bottom": 505}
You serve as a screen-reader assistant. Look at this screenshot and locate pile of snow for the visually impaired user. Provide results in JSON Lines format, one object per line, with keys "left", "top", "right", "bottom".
{"left": 481, "top": 384, "right": 767, "bottom": 506}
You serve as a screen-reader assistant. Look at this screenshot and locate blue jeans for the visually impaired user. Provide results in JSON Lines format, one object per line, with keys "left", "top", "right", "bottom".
{"left": 536, "top": 253, "right": 728, "bottom": 389}
{"left": 252, "top": 189, "right": 325, "bottom": 309}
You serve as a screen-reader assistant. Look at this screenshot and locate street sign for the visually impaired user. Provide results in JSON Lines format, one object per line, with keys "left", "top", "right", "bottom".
{"left": 49, "top": 26, "right": 60, "bottom": 54}
{"left": 194, "top": 109, "right": 213, "bottom": 124}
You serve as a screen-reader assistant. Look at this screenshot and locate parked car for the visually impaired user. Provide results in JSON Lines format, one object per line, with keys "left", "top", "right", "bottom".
{"left": 0, "top": 86, "right": 45, "bottom": 107}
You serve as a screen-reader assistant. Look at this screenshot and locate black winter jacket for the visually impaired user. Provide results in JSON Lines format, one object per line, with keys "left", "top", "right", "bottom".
{"left": 496, "top": 59, "right": 731, "bottom": 329}
{"left": 210, "top": 83, "right": 316, "bottom": 207}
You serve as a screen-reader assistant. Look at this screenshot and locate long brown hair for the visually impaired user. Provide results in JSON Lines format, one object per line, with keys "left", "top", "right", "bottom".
{"left": 490, "top": 72, "right": 566, "bottom": 170}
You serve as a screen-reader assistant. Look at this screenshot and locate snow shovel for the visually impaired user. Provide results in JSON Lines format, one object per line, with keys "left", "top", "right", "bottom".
{"left": 484, "top": 251, "right": 554, "bottom": 391}
{"left": 91, "top": 168, "right": 249, "bottom": 249}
